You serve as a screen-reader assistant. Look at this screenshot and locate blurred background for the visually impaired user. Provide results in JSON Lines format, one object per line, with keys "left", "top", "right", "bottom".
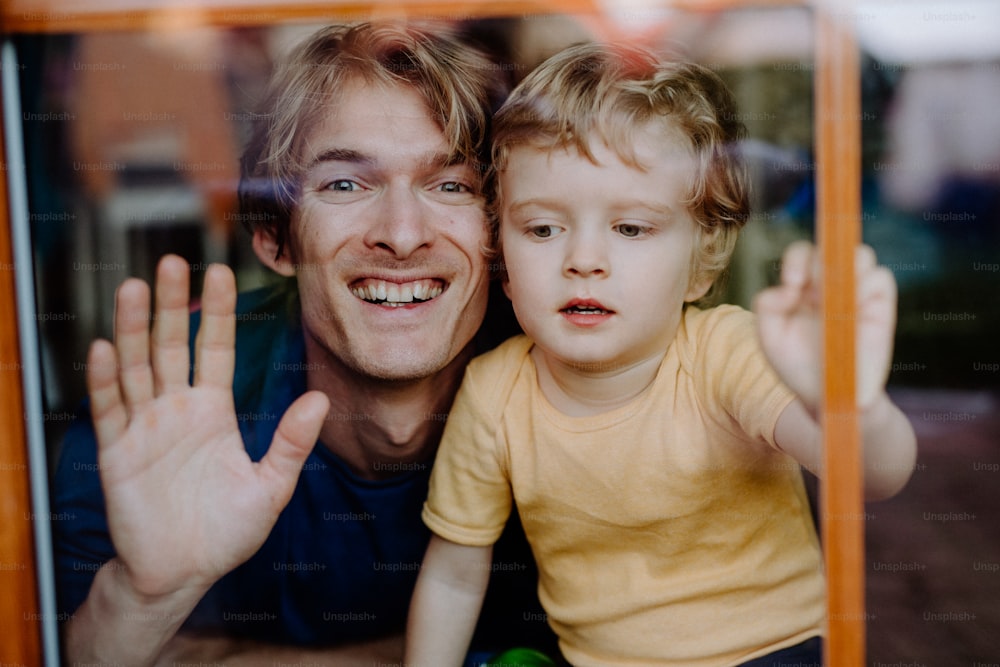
{"left": 10, "top": 0, "right": 999, "bottom": 662}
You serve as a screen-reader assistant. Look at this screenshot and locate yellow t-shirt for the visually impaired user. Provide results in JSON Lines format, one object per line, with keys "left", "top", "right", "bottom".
{"left": 424, "top": 305, "right": 825, "bottom": 666}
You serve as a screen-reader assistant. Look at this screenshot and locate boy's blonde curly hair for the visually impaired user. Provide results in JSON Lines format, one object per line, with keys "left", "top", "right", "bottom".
{"left": 489, "top": 42, "right": 750, "bottom": 304}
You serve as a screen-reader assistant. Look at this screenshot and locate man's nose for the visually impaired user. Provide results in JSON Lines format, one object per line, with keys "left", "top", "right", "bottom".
{"left": 363, "top": 183, "right": 434, "bottom": 258}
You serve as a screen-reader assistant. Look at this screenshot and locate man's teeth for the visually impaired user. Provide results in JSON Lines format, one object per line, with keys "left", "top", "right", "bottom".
{"left": 351, "top": 280, "right": 444, "bottom": 305}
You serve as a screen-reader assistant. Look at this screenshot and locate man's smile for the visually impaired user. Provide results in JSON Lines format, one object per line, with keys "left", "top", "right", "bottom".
{"left": 350, "top": 278, "right": 447, "bottom": 307}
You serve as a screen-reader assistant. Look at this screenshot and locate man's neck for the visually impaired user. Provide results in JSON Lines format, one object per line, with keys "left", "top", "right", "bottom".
{"left": 303, "top": 336, "right": 474, "bottom": 481}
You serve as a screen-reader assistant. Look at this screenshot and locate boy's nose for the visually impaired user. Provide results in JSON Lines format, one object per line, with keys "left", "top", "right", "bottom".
{"left": 363, "top": 184, "right": 435, "bottom": 258}
{"left": 563, "top": 232, "right": 609, "bottom": 278}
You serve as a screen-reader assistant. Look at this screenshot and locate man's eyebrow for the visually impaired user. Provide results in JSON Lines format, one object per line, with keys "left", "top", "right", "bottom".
{"left": 305, "top": 149, "right": 468, "bottom": 172}
{"left": 306, "top": 148, "right": 373, "bottom": 171}
{"left": 420, "top": 151, "right": 471, "bottom": 170}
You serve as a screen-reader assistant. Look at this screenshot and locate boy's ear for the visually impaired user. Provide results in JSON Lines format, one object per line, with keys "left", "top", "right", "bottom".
{"left": 252, "top": 227, "right": 296, "bottom": 277}
{"left": 685, "top": 226, "right": 721, "bottom": 302}
{"left": 684, "top": 274, "right": 714, "bottom": 303}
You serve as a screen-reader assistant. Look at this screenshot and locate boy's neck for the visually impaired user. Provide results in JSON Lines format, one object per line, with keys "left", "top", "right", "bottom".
{"left": 530, "top": 346, "right": 667, "bottom": 417}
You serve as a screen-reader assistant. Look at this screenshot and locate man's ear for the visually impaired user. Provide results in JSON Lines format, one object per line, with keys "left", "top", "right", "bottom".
{"left": 252, "top": 227, "right": 296, "bottom": 277}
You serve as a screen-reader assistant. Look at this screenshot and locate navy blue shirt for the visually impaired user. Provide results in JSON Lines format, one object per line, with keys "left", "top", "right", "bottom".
{"left": 53, "top": 280, "right": 552, "bottom": 651}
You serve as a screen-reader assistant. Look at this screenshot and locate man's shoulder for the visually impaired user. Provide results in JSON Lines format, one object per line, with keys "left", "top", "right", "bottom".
{"left": 189, "top": 277, "right": 299, "bottom": 328}
{"left": 236, "top": 277, "right": 299, "bottom": 313}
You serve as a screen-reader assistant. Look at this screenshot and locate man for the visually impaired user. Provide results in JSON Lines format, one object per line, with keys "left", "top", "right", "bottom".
{"left": 54, "top": 22, "right": 544, "bottom": 665}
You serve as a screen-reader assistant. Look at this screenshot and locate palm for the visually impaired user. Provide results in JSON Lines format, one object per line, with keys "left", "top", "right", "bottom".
{"left": 757, "top": 296, "right": 822, "bottom": 406}
{"left": 87, "top": 256, "right": 328, "bottom": 598}
{"left": 101, "top": 389, "right": 256, "bottom": 595}
{"left": 754, "top": 242, "right": 897, "bottom": 411}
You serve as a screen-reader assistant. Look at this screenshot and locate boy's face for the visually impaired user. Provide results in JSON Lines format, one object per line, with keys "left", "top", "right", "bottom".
{"left": 498, "top": 123, "right": 711, "bottom": 373}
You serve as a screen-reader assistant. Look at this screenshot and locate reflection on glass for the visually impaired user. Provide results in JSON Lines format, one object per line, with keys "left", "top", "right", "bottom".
{"left": 10, "top": 4, "right": 998, "bottom": 663}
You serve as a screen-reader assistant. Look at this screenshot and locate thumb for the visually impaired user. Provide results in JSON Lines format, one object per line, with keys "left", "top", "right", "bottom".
{"left": 257, "top": 391, "right": 330, "bottom": 508}
{"left": 753, "top": 282, "right": 801, "bottom": 321}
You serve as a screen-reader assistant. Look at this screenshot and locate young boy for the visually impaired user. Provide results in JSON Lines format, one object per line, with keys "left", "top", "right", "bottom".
{"left": 406, "top": 43, "right": 917, "bottom": 667}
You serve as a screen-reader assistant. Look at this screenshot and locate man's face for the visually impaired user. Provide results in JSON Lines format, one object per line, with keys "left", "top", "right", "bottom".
{"left": 271, "top": 78, "right": 489, "bottom": 381}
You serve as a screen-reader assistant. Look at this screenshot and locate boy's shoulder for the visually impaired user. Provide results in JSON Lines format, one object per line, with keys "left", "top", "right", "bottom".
{"left": 468, "top": 334, "right": 534, "bottom": 379}
{"left": 460, "top": 335, "right": 534, "bottom": 408}
{"left": 677, "top": 303, "right": 757, "bottom": 362}
{"left": 681, "top": 302, "right": 753, "bottom": 330}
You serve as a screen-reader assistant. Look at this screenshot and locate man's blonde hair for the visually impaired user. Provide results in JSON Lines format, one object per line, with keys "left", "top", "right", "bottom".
{"left": 239, "top": 22, "right": 503, "bottom": 257}
{"left": 490, "top": 42, "right": 750, "bottom": 302}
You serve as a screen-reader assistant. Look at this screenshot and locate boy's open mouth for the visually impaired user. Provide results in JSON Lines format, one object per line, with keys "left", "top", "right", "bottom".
{"left": 350, "top": 278, "right": 446, "bottom": 307}
{"left": 560, "top": 298, "right": 614, "bottom": 315}
{"left": 561, "top": 305, "right": 612, "bottom": 315}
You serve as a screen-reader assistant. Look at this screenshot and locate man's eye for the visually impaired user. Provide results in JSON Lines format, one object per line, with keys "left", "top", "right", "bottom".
{"left": 438, "top": 181, "right": 470, "bottom": 194}
{"left": 326, "top": 179, "right": 361, "bottom": 192}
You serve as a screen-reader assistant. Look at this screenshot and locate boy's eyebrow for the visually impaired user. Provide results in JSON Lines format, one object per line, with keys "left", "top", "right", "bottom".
{"left": 507, "top": 198, "right": 677, "bottom": 218}
{"left": 507, "top": 198, "right": 571, "bottom": 215}
{"left": 613, "top": 200, "right": 677, "bottom": 219}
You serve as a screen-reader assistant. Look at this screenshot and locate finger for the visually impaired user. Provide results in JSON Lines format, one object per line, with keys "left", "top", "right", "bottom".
{"left": 113, "top": 278, "right": 155, "bottom": 413}
{"left": 193, "top": 264, "right": 237, "bottom": 388}
{"left": 779, "top": 240, "right": 815, "bottom": 289}
{"left": 151, "top": 255, "right": 192, "bottom": 393}
{"left": 752, "top": 283, "right": 799, "bottom": 317}
{"left": 85, "top": 339, "right": 128, "bottom": 449}
{"left": 756, "top": 240, "right": 816, "bottom": 317}
{"left": 256, "top": 391, "right": 329, "bottom": 509}
{"left": 855, "top": 244, "right": 878, "bottom": 276}
{"left": 858, "top": 266, "right": 898, "bottom": 321}
{"left": 855, "top": 271, "right": 897, "bottom": 406}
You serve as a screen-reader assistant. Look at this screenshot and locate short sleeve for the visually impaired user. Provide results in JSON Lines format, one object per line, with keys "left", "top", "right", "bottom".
{"left": 685, "top": 306, "right": 796, "bottom": 449}
{"left": 422, "top": 364, "right": 513, "bottom": 547}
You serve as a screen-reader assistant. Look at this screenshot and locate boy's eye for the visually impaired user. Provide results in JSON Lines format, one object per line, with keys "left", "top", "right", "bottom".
{"left": 326, "top": 179, "right": 362, "bottom": 192}
{"left": 529, "top": 225, "right": 561, "bottom": 239}
{"left": 615, "top": 223, "right": 647, "bottom": 238}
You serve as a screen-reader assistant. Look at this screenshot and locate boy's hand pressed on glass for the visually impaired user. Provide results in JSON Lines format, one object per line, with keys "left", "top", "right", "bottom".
{"left": 755, "top": 241, "right": 917, "bottom": 501}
